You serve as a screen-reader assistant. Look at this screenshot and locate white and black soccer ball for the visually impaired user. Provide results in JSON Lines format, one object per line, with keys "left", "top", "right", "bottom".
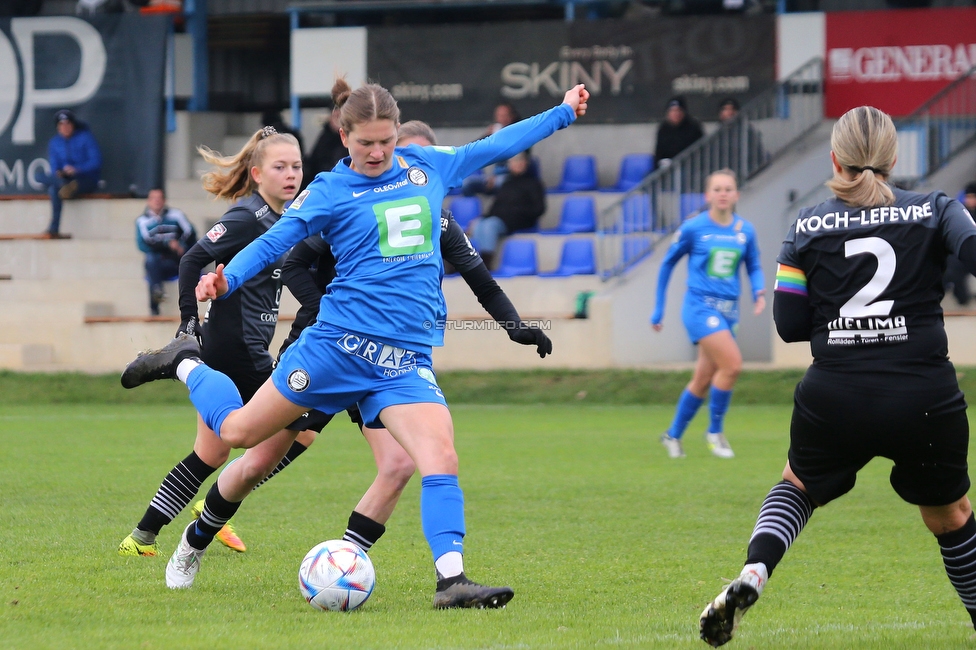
{"left": 298, "top": 540, "right": 375, "bottom": 612}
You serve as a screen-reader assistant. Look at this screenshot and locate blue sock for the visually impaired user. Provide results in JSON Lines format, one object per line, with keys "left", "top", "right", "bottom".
{"left": 186, "top": 365, "right": 243, "bottom": 437}
{"left": 709, "top": 386, "right": 733, "bottom": 434}
{"left": 420, "top": 474, "right": 465, "bottom": 561}
{"left": 667, "top": 389, "right": 704, "bottom": 440}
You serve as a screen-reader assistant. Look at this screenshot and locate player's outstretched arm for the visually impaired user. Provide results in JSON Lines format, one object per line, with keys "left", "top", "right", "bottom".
{"left": 562, "top": 84, "right": 589, "bottom": 119}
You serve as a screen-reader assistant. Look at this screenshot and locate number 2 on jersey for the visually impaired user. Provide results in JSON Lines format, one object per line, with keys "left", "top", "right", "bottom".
{"left": 839, "top": 237, "right": 895, "bottom": 318}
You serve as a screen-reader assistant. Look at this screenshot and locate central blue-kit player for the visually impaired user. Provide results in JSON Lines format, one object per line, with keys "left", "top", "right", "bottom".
{"left": 121, "top": 79, "right": 590, "bottom": 609}
{"left": 651, "top": 170, "right": 765, "bottom": 459}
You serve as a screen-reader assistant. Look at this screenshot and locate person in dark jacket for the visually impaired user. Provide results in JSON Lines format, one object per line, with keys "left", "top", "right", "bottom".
{"left": 44, "top": 109, "right": 102, "bottom": 238}
{"left": 653, "top": 96, "right": 703, "bottom": 170}
{"left": 470, "top": 151, "right": 546, "bottom": 268}
{"left": 713, "top": 97, "right": 769, "bottom": 179}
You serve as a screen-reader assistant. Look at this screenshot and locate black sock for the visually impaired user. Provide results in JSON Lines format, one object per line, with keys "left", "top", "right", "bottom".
{"left": 937, "top": 512, "right": 976, "bottom": 629}
{"left": 342, "top": 511, "right": 386, "bottom": 553}
{"left": 745, "top": 480, "right": 815, "bottom": 577}
{"left": 186, "top": 483, "right": 242, "bottom": 550}
{"left": 252, "top": 441, "right": 308, "bottom": 491}
{"left": 138, "top": 451, "right": 217, "bottom": 535}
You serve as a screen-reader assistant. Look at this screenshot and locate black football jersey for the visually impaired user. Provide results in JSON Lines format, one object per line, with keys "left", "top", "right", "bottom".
{"left": 777, "top": 188, "right": 976, "bottom": 370}
{"left": 198, "top": 194, "right": 285, "bottom": 370}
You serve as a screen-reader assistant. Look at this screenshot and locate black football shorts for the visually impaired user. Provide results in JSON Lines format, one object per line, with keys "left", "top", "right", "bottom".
{"left": 788, "top": 366, "right": 970, "bottom": 507}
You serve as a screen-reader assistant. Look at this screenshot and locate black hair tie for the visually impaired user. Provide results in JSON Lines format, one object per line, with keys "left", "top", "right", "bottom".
{"left": 851, "top": 165, "right": 882, "bottom": 174}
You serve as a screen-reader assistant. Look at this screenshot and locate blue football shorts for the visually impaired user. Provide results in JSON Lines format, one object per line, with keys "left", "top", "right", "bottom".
{"left": 681, "top": 293, "right": 739, "bottom": 344}
{"left": 271, "top": 322, "right": 447, "bottom": 429}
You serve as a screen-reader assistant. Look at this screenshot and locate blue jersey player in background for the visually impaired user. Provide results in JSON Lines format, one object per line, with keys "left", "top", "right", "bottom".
{"left": 651, "top": 169, "right": 765, "bottom": 459}
{"left": 122, "top": 78, "right": 590, "bottom": 609}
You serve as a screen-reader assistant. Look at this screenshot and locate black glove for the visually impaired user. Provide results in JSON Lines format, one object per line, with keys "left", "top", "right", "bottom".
{"left": 177, "top": 315, "right": 203, "bottom": 346}
{"left": 507, "top": 322, "right": 552, "bottom": 358}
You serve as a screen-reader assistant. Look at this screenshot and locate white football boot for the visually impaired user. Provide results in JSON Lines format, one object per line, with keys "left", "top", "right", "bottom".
{"left": 705, "top": 432, "right": 735, "bottom": 459}
{"left": 660, "top": 433, "right": 685, "bottom": 458}
{"left": 166, "top": 522, "right": 207, "bottom": 589}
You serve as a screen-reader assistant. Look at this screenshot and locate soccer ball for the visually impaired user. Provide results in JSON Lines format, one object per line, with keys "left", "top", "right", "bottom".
{"left": 298, "top": 540, "right": 375, "bottom": 611}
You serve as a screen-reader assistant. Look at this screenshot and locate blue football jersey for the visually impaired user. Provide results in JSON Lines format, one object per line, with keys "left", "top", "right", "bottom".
{"left": 652, "top": 212, "right": 764, "bottom": 324}
{"left": 220, "top": 103, "right": 576, "bottom": 352}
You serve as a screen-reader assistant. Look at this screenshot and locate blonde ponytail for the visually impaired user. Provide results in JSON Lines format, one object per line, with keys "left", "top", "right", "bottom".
{"left": 825, "top": 106, "right": 897, "bottom": 208}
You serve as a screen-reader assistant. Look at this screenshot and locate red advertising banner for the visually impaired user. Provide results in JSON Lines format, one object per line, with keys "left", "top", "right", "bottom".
{"left": 825, "top": 7, "right": 976, "bottom": 118}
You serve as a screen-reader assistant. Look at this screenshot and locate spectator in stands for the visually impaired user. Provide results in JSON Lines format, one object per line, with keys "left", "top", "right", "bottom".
{"left": 462, "top": 101, "right": 522, "bottom": 196}
{"left": 715, "top": 97, "right": 769, "bottom": 178}
{"left": 44, "top": 109, "right": 102, "bottom": 238}
{"left": 470, "top": 151, "right": 546, "bottom": 268}
{"left": 136, "top": 188, "right": 197, "bottom": 315}
{"left": 303, "top": 109, "right": 347, "bottom": 187}
{"left": 944, "top": 181, "right": 976, "bottom": 306}
{"left": 653, "top": 96, "right": 703, "bottom": 170}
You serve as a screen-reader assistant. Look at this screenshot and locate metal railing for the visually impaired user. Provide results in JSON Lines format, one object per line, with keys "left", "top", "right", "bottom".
{"left": 782, "top": 65, "right": 976, "bottom": 226}
{"left": 597, "top": 57, "right": 824, "bottom": 280}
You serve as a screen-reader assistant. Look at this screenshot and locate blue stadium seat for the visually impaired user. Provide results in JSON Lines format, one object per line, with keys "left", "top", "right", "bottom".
{"left": 492, "top": 239, "right": 537, "bottom": 277}
{"left": 680, "top": 192, "right": 706, "bottom": 219}
{"left": 550, "top": 155, "right": 598, "bottom": 193}
{"left": 623, "top": 236, "right": 652, "bottom": 265}
{"left": 601, "top": 153, "right": 654, "bottom": 192}
{"left": 543, "top": 196, "right": 596, "bottom": 234}
{"left": 447, "top": 196, "right": 482, "bottom": 231}
{"left": 540, "top": 239, "right": 596, "bottom": 277}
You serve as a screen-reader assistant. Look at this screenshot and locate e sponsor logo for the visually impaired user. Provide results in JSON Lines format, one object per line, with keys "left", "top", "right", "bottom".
{"left": 374, "top": 197, "right": 434, "bottom": 257}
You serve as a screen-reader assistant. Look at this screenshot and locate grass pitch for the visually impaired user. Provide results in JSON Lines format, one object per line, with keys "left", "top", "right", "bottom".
{"left": 1, "top": 400, "right": 973, "bottom": 649}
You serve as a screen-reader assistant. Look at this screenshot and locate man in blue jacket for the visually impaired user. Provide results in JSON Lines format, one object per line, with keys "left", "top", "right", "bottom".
{"left": 44, "top": 109, "right": 102, "bottom": 238}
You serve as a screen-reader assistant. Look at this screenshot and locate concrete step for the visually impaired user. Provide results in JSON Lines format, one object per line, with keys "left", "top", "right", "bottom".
{"left": 0, "top": 343, "right": 54, "bottom": 370}
{"left": 0, "top": 198, "right": 225, "bottom": 240}
{"left": 0, "top": 239, "right": 144, "bottom": 280}
{"left": 433, "top": 296, "right": 611, "bottom": 370}
{"left": 443, "top": 274, "right": 601, "bottom": 317}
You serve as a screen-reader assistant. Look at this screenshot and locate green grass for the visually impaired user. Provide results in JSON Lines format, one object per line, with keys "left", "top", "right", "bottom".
{"left": 1, "top": 402, "right": 973, "bottom": 648}
{"left": 4, "top": 367, "right": 976, "bottom": 406}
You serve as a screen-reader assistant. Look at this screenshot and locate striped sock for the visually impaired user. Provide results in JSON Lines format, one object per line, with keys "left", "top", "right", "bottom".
{"left": 342, "top": 511, "right": 386, "bottom": 553}
{"left": 745, "top": 480, "right": 815, "bottom": 577}
{"left": 937, "top": 513, "right": 976, "bottom": 629}
{"left": 186, "top": 483, "right": 242, "bottom": 551}
{"left": 252, "top": 441, "right": 308, "bottom": 491}
{"left": 138, "top": 452, "right": 217, "bottom": 535}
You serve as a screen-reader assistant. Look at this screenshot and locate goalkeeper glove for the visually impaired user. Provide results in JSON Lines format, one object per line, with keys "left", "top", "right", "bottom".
{"left": 176, "top": 315, "right": 203, "bottom": 346}
{"left": 507, "top": 322, "right": 552, "bottom": 358}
